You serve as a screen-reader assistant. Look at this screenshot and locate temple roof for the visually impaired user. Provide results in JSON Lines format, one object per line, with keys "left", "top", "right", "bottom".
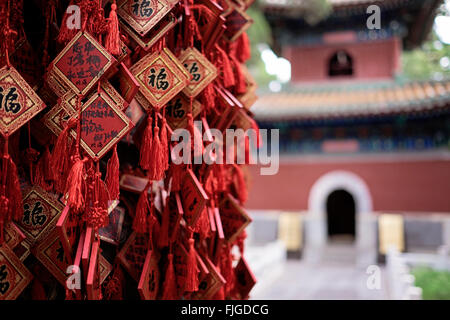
{"left": 252, "top": 79, "right": 450, "bottom": 121}
{"left": 262, "top": 0, "right": 443, "bottom": 50}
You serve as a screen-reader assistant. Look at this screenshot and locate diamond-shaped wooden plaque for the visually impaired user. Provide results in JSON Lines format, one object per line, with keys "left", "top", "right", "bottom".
{"left": 233, "top": 257, "right": 256, "bottom": 299}
{"left": 117, "top": 0, "right": 178, "bottom": 36}
{"left": 0, "top": 244, "right": 33, "bottom": 300}
{"left": 137, "top": 250, "right": 160, "bottom": 300}
{"left": 223, "top": 4, "right": 253, "bottom": 42}
{"left": 42, "top": 92, "right": 77, "bottom": 136}
{"left": 32, "top": 230, "right": 70, "bottom": 286}
{"left": 120, "top": 13, "right": 177, "bottom": 51}
{"left": 0, "top": 66, "right": 46, "bottom": 137}
{"left": 4, "top": 222, "right": 26, "bottom": 250}
{"left": 18, "top": 186, "right": 64, "bottom": 246}
{"left": 130, "top": 48, "right": 191, "bottom": 109}
{"left": 69, "top": 90, "right": 134, "bottom": 161}
{"left": 50, "top": 31, "right": 115, "bottom": 96}
{"left": 117, "top": 231, "right": 149, "bottom": 281}
{"left": 219, "top": 194, "right": 252, "bottom": 244}
{"left": 181, "top": 169, "right": 209, "bottom": 227}
{"left": 164, "top": 94, "right": 203, "bottom": 130}
{"left": 179, "top": 47, "right": 217, "bottom": 98}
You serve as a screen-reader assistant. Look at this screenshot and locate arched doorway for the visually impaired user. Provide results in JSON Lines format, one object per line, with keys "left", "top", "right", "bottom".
{"left": 306, "top": 171, "right": 377, "bottom": 265}
{"left": 326, "top": 189, "right": 356, "bottom": 242}
{"left": 328, "top": 50, "right": 354, "bottom": 77}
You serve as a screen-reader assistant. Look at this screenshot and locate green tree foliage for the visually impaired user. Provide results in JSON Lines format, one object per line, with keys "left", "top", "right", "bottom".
{"left": 401, "top": 2, "right": 450, "bottom": 81}
{"left": 412, "top": 266, "right": 450, "bottom": 300}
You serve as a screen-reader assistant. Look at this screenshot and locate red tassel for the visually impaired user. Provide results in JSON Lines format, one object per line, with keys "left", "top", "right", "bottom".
{"left": 201, "top": 83, "right": 216, "bottom": 112}
{"left": 213, "top": 282, "right": 225, "bottom": 300}
{"left": 57, "top": 1, "right": 78, "bottom": 44}
{"left": 158, "top": 199, "right": 170, "bottom": 248}
{"left": 64, "top": 157, "right": 86, "bottom": 213}
{"left": 236, "top": 32, "right": 251, "bottom": 63}
{"left": 41, "top": 146, "right": 55, "bottom": 183}
{"left": 220, "top": 245, "right": 235, "bottom": 296}
{"left": 139, "top": 115, "right": 153, "bottom": 171}
{"left": 105, "top": 145, "right": 120, "bottom": 200}
{"left": 133, "top": 188, "right": 149, "bottom": 233}
{"left": 52, "top": 119, "right": 75, "bottom": 193}
{"left": 162, "top": 253, "right": 178, "bottom": 300}
{"left": 216, "top": 45, "right": 235, "bottom": 88}
{"left": 184, "top": 237, "right": 199, "bottom": 292}
{"left": 169, "top": 163, "right": 184, "bottom": 192}
{"left": 105, "top": 1, "right": 120, "bottom": 55}
{"left": 31, "top": 277, "right": 47, "bottom": 300}
{"left": 150, "top": 123, "right": 163, "bottom": 181}
{"left": 194, "top": 208, "right": 210, "bottom": 241}
{"left": 233, "top": 164, "right": 247, "bottom": 204}
{"left": 0, "top": 153, "right": 23, "bottom": 243}
{"left": 160, "top": 116, "right": 169, "bottom": 172}
{"left": 231, "top": 56, "right": 247, "bottom": 95}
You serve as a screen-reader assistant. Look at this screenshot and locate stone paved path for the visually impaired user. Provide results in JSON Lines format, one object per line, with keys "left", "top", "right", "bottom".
{"left": 250, "top": 243, "right": 390, "bottom": 300}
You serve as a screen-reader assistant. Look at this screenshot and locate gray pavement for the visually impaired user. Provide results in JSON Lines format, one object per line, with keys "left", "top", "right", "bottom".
{"left": 250, "top": 242, "right": 390, "bottom": 300}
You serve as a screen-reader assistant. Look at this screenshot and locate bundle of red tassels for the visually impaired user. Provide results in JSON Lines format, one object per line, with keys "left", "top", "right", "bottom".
{"left": 0, "top": 0, "right": 258, "bottom": 300}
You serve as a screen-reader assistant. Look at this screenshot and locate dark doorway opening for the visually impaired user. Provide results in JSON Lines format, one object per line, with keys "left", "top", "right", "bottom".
{"left": 328, "top": 51, "right": 354, "bottom": 77}
{"left": 326, "top": 189, "right": 356, "bottom": 242}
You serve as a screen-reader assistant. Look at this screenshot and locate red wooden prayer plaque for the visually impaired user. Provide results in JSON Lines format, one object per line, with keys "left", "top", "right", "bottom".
{"left": 13, "top": 241, "right": 31, "bottom": 262}
{"left": 130, "top": 48, "right": 191, "bottom": 109}
{"left": 42, "top": 92, "right": 77, "bottom": 136}
{"left": 219, "top": 194, "right": 252, "bottom": 244}
{"left": 32, "top": 230, "right": 70, "bottom": 286}
{"left": 69, "top": 89, "right": 134, "bottom": 161}
{"left": 0, "top": 244, "right": 33, "bottom": 300}
{"left": 222, "top": 3, "right": 253, "bottom": 42}
{"left": 172, "top": 242, "right": 189, "bottom": 295}
{"left": 117, "top": 0, "right": 178, "bottom": 36}
{"left": 18, "top": 186, "right": 64, "bottom": 246}
{"left": 120, "top": 12, "right": 178, "bottom": 51}
{"left": 191, "top": 254, "right": 226, "bottom": 299}
{"left": 118, "top": 62, "right": 140, "bottom": 104}
{"left": 117, "top": 231, "right": 149, "bottom": 281}
{"left": 181, "top": 169, "right": 209, "bottom": 227}
{"left": 233, "top": 257, "right": 256, "bottom": 299}
{"left": 137, "top": 250, "right": 160, "bottom": 300}
{"left": 236, "top": 64, "right": 257, "bottom": 110}
{"left": 49, "top": 31, "right": 116, "bottom": 96}
{"left": 168, "top": 192, "right": 183, "bottom": 243}
{"left": 179, "top": 47, "right": 217, "bottom": 98}
{"left": 119, "top": 173, "right": 150, "bottom": 194}
{"left": 99, "top": 254, "right": 113, "bottom": 285}
{"left": 4, "top": 222, "right": 26, "bottom": 250}
{"left": 81, "top": 227, "right": 94, "bottom": 280}
{"left": 56, "top": 205, "right": 80, "bottom": 264}
{"left": 86, "top": 240, "right": 101, "bottom": 300}
{"left": 0, "top": 65, "right": 46, "bottom": 137}
{"left": 99, "top": 205, "right": 126, "bottom": 245}
{"left": 164, "top": 94, "right": 202, "bottom": 130}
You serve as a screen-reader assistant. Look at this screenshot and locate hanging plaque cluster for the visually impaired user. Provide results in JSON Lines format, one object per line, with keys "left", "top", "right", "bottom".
{"left": 0, "top": 0, "right": 258, "bottom": 300}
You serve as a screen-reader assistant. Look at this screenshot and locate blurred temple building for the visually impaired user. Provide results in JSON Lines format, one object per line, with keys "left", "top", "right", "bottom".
{"left": 246, "top": 0, "right": 450, "bottom": 266}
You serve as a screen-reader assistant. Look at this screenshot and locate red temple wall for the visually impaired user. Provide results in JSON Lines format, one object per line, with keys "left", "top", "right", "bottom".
{"left": 246, "top": 156, "right": 450, "bottom": 213}
{"left": 284, "top": 37, "right": 402, "bottom": 83}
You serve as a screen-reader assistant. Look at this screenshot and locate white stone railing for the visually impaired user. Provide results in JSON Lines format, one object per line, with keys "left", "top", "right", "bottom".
{"left": 386, "top": 245, "right": 450, "bottom": 300}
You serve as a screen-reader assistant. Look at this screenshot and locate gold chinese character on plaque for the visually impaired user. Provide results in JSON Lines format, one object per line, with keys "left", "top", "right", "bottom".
{"left": 130, "top": 48, "right": 191, "bottom": 109}
{"left": 0, "top": 66, "right": 46, "bottom": 137}
{"left": 117, "top": 0, "right": 178, "bottom": 36}
{"left": 179, "top": 47, "right": 217, "bottom": 98}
